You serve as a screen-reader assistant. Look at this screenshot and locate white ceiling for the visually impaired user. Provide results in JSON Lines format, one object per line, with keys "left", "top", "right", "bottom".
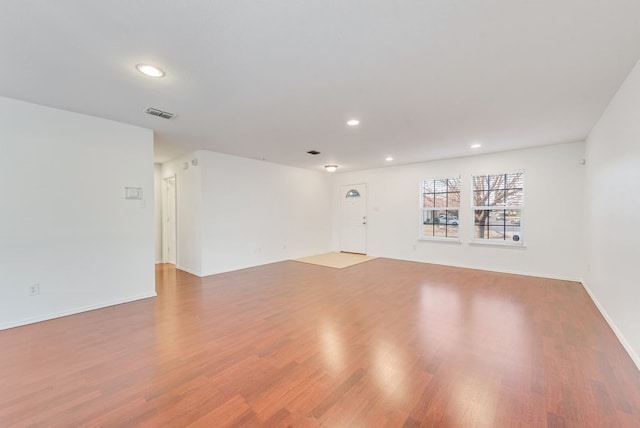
{"left": 2, "top": 1, "right": 640, "bottom": 172}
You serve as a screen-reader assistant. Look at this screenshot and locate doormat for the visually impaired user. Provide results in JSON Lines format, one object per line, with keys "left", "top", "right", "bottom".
{"left": 293, "top": 252, "right": 377, "bottom": 269}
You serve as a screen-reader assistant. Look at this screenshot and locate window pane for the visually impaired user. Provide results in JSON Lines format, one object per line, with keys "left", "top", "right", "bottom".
{"left": 488, "top": 209, "right": 505, "bottom": 226}
{"left": 505, "top": 188, "right": 524, "bottom": 206}
{"left": 474, "top": 210, "right": 490, "bottom": 226}
{"left": 474, "top": 190, "right": 488, "bottom": 206}
{"left": 506, "top": 172, "right": 524, "bottom": 189}
{"left": 505, "top": 173, "right": 524, "bottom": 206}
{"left": 474, "top": 175, "right": 488, "bottom": 191}
{"left": 489, "top": 189, "right": 506, "bottom": 206}
{"left": 432, "top": 223, "right": 458, "bottom": 238}
{"left": 434, "top": 179, "right": 447, "bottom": 193}
{"left": 434, "top": 192, "right": 447, "bottom": 207}
{"left": 493, "top": 174, "right": 506, "bottom": 189}
{"left": 474, "top": 225, "right": 489, "bottom": 239}
{"left": 423, "top": 194, "right": 435, "bottom": 208}
{"left": 422, "top": 210, "right": 437, "bottom": 224}
{"left": 448, "top": 191, "right": 460, "bottom": 206}
{"left": 422, "top": 223, "right": 434, "bottom": 237}
{"left": 437, "top": 210, "right": 458, "bottom": 225}
{"left": 474, "top": 209, "right": 522, "bottom": 241}
{"left": 447, "top": 178, "right": 461, "bottom": 191}
{"left": 423, "top": 180, "right": 436, "bottom": 193}
{"left": 433, "top": 225, "right": 448, "bottom": 237}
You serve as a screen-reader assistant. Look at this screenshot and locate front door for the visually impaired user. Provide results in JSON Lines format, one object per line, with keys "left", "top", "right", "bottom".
{"left": 340, "top": 184, "right": 367, "bottom": 254}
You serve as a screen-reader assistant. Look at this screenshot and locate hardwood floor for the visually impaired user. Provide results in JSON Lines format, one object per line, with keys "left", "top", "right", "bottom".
{"left": 1, "top": 259, "right": 639, "bottom": 427}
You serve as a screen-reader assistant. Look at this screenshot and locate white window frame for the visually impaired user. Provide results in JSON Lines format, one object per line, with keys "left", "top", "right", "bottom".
{"left": 470, "top": 171, "right": 524, "bottom": 246}
{"left": 419, "top": 177, "right": 462, "bottom": 242}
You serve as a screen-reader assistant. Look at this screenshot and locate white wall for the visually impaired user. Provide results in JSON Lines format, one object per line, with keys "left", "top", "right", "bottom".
{"left": 333, "top": 142, "right": 586, "bottom": 281}
{"left": 198, "top": 151, "right": 333, "bottom": 276}
{"left": 0, "top": 96, "right": 156, "bottom": 329}
{"left": 584, "top": 60, "right": 640, "bottom": 368}
{"left": 160, "top": 150, "right": 333, "bottom": 277}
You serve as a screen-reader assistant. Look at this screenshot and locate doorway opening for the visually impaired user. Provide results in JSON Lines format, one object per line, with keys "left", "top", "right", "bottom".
{"left": 163, "top": 176, "right": 177, "bottom": 264}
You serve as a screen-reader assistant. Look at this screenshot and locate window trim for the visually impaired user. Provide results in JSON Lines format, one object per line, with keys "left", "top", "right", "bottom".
{"left": 469, "top": 171, "right": 525, "bottom": 246}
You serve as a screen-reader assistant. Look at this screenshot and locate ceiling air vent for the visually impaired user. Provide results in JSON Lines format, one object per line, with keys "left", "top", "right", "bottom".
{"left": 307, "top": 150, "right": 321, "bottom": 155}
{"left": 145, "top": 107, "right": 175, "bottom": 119}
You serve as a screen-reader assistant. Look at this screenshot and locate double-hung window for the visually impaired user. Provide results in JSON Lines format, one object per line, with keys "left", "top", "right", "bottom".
{"left": 420, "top": 178, "right": 460, "bottom": 239}
{"left": 472, "top": 172, "right": 524, "bottom": 244}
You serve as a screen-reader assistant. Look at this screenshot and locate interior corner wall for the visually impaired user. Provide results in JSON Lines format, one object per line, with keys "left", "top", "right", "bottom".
{"left": 584, "top": 60, "right": 640, "bottom": 368}
{"left": 332, "top": 142, "right": 586, "bottom": 281}
{"left": 198, "top": 150, "right": 333, "bottom": 276}
{"left": 0, "top": 96, "right": 156, "bottom": 330}
{"left": 161, "top": 154, "right": 202, "bottom": 276}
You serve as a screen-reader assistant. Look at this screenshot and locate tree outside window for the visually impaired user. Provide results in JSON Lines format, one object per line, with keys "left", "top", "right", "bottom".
{"left": 472, "top": 172, "right": 524, "bottom": 243}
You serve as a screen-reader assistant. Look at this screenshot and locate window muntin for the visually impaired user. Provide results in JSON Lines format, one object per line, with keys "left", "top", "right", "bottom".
{"left": 472, "top": 172, "right": 524, "bottom": 244}
{"left": 421, "top": 178, "right": 460, "bottom": 239}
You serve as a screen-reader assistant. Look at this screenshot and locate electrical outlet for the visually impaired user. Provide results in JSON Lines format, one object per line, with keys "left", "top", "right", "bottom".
{"left": 28, "top": 283, "right": 40, "bottom": 296}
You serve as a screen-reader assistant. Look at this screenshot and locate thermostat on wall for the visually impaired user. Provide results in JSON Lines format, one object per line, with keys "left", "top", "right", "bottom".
{"left": 125, "top": 187, "right": 143, "bottom": 200}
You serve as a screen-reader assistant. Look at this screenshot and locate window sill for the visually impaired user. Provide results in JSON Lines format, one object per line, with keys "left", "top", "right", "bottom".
{"left": 417, "top": 237, "right": 462, "bottom": 244}
{"left": 469, "top": 240, "right": 526, "bottom": 249}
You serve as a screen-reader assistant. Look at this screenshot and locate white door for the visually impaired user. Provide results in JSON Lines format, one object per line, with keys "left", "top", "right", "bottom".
{"left": 340, "top": 184, "right": 367, "bottom": 254}
{"left": 163, "top": 176, "right": 177, "bottom": 264}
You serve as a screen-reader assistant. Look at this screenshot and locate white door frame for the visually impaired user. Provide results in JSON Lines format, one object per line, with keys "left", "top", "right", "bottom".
{"left": 162, "top": 175, "right": 177, "bottom": 264}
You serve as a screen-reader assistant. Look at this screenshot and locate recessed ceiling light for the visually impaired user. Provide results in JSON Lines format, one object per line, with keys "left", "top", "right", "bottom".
{"left": 324, "top": 165, "right": 338, "bottom": 172}
{"left": 346, "top": 119, "right": 360, "bottom": 126}
{"left": 385, "top": 156, "right": 394, "bottom": 161}
{"left": 136, "top": 64, "right": 165, "bottom": 78}
{"left": 470, "top": 143, "right": 482, "bottom": 149}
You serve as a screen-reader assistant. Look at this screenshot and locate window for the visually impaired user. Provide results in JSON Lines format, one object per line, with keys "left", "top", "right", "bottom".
{"left": 472, "top": 172, "right": 524, "bottom": 244}
{"left": 420, "top": 178, "right": 460, "bottom": 239}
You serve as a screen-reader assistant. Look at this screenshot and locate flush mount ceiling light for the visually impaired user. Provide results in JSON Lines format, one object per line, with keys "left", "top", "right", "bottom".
{"left": 346, "top": 119, "right": 360, "bottom": 126}
{"left": 135, "top": 63, "right": 165, "bottom": 78}
{"left": 470, "top": 142, "right": 482, "bottom": 149}
{"left": 385, "top": 156, "right": 394, "bottom": 161}
{"left": 324, "top": 165, "right": 338, "bottom": 172}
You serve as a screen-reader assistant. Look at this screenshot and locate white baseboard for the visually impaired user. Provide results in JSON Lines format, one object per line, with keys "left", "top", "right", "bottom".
{"left": 176, "top": 265, "right": 202, "bottom": 277}
{"left": 385, "top": 255, "right": 582, "bottom": 282}
{"left": 448, "top": 263, "right": 581, "bottom": 282}
{"left": 0, "top": 292, "right": 157, "bottom": 331}
{"left": 582, "top": 281, "right": 640, "bottom": 371}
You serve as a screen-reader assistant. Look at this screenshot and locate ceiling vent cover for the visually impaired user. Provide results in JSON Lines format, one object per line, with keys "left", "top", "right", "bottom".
{"left": 145, "top": 107, "right": 175, "bottom": 119}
